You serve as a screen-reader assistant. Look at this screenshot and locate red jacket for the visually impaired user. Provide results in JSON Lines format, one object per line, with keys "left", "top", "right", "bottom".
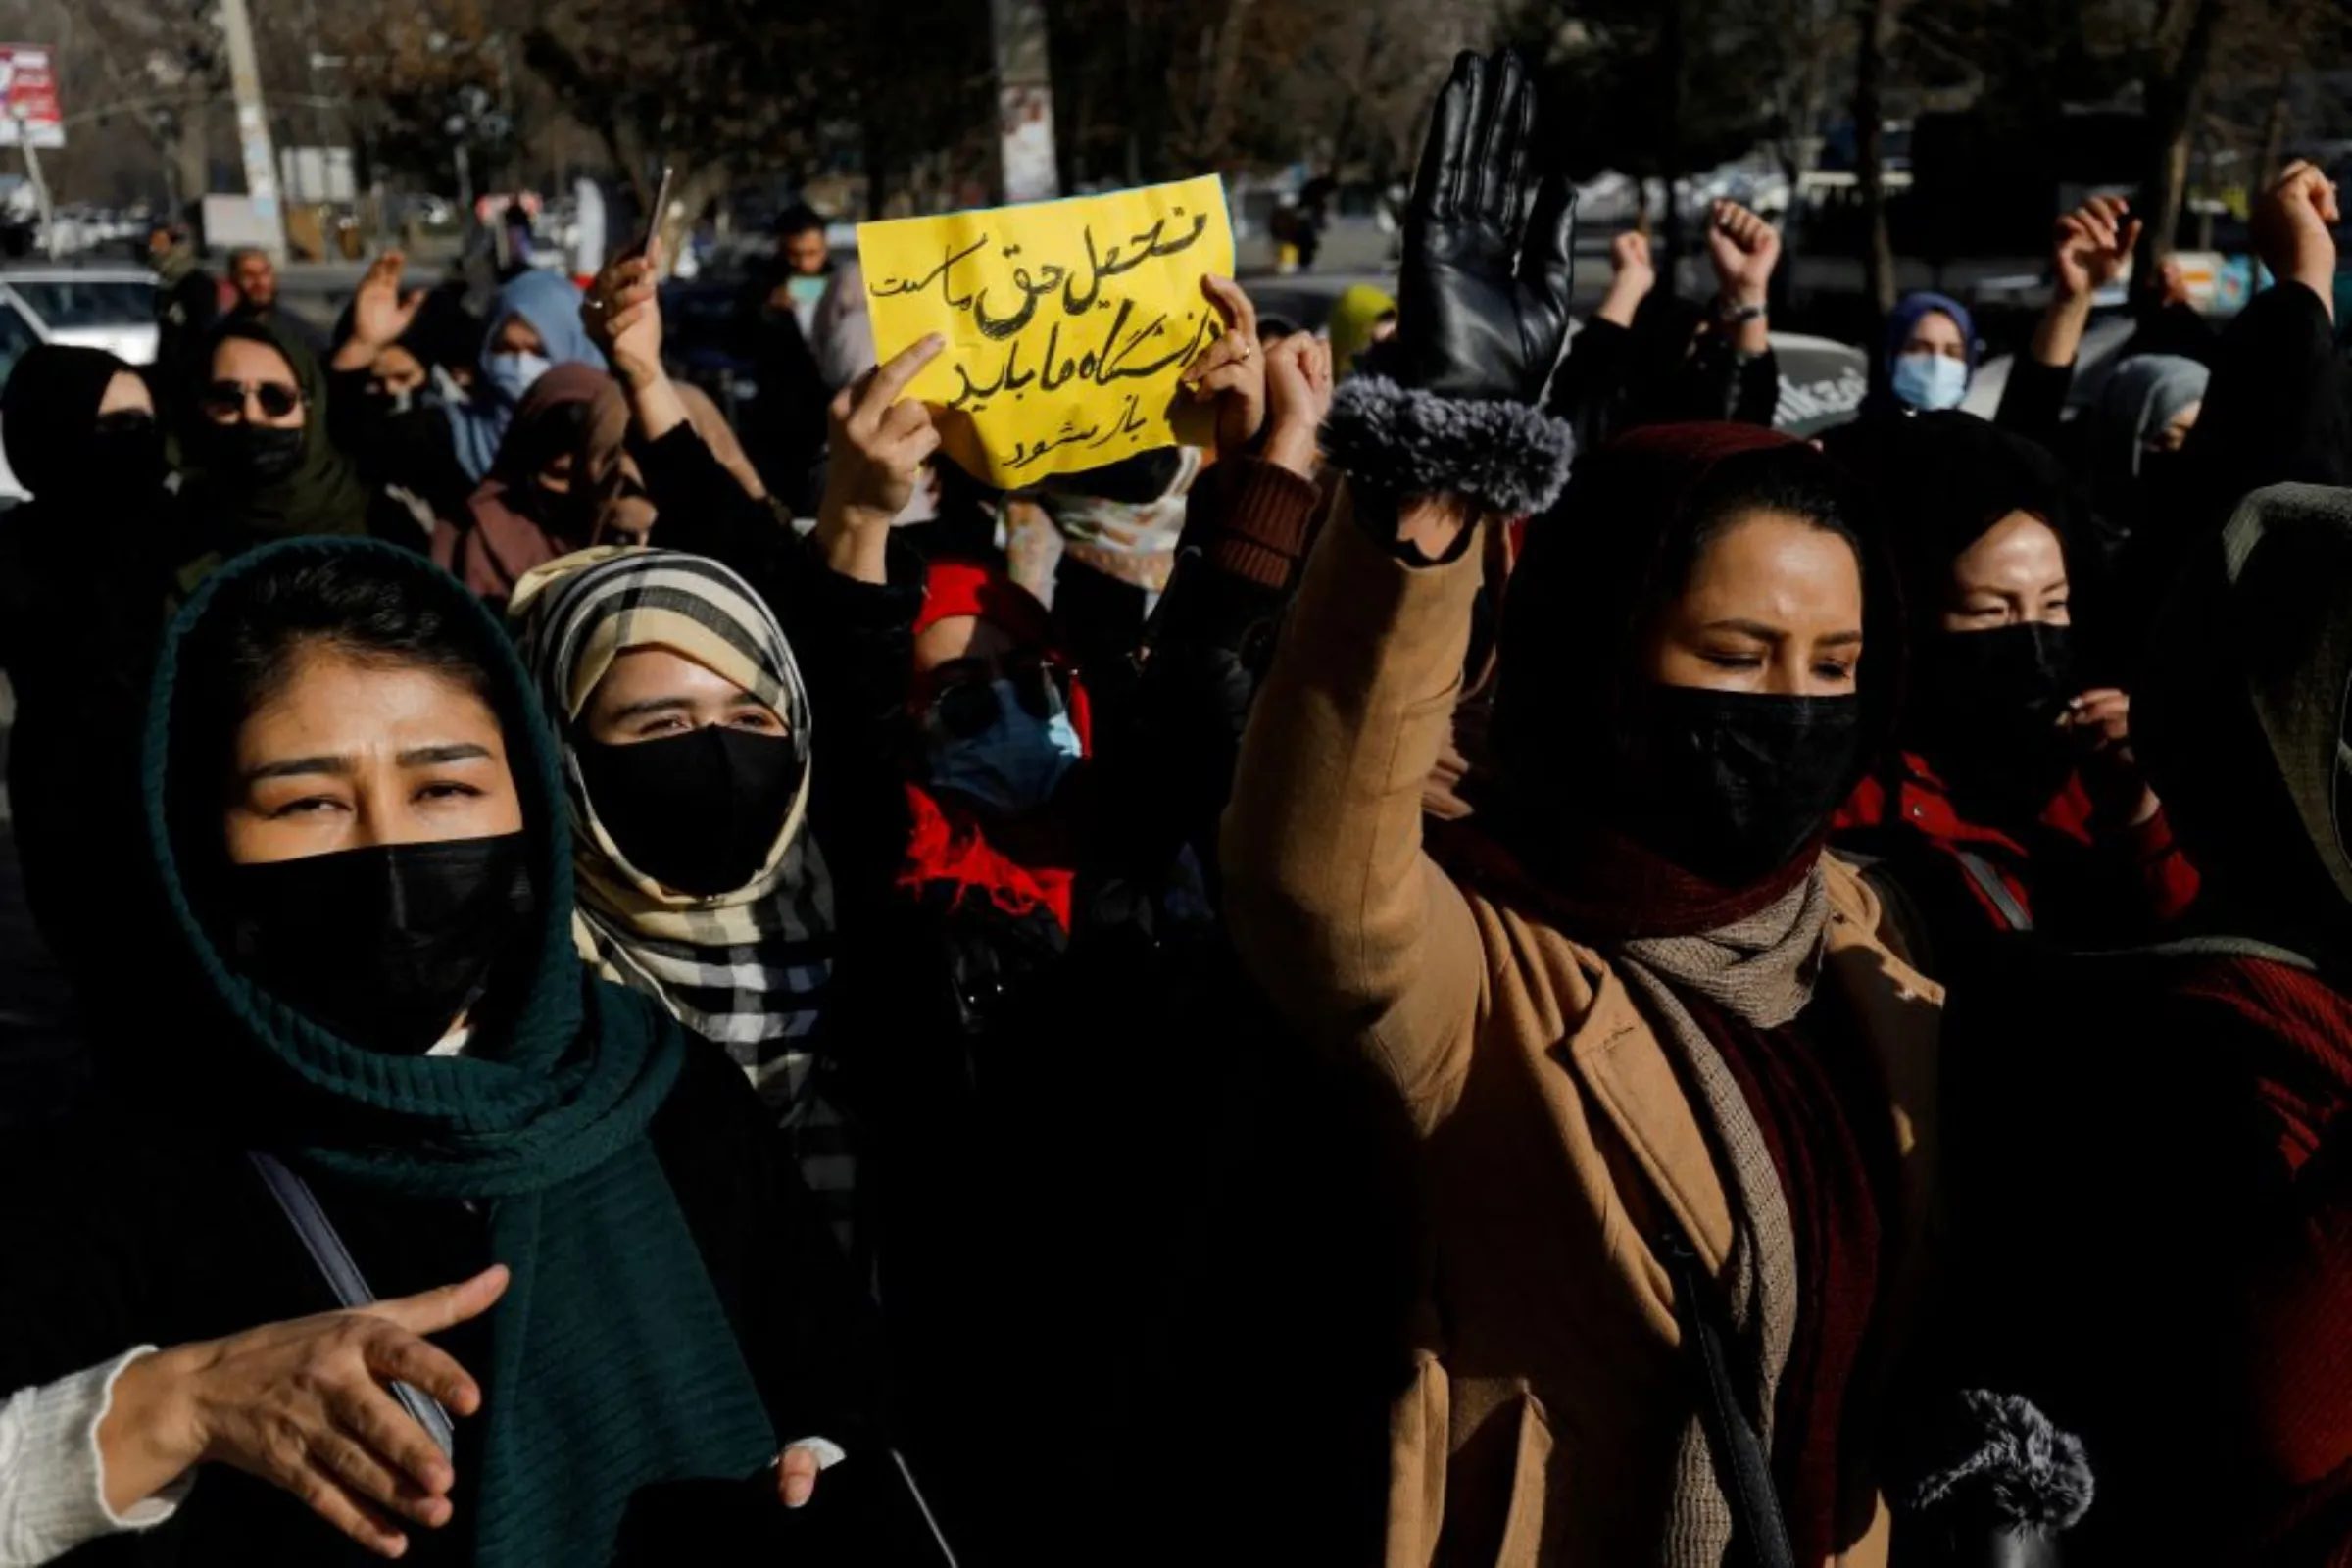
{"left": 1832, "top": 752, "right": 2199, "bottom": 947}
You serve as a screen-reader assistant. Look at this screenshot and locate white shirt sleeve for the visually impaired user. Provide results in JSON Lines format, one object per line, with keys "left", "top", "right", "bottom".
{"left": 0, "top": 1349, "right": 193, "bottom": 1567}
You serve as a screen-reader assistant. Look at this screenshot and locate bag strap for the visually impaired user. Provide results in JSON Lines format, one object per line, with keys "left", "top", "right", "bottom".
{"left": 1952, "top": 849, "right": 2034, "bottom": 933}
{"left": 246, "top": 1152, "right": 459, "bottom": 1457}
{"left": 1658, "top": 1222, "right": 1796, "bottom": 1568}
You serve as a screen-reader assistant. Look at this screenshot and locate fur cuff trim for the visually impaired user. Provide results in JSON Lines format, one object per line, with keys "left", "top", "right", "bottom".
{"left": 1321, "top": 375, "right": 1574, "bottom": 516}
{"left": 1903, "top": 1390, "right": 2094, "bottom": 1532}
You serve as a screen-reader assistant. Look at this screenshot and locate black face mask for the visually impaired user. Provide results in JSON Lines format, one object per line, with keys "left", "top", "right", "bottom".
{"left": 573, "top": 727, "right": 803, "bottom": 898}
{"left": 223, "top": 834, "right": 536, "bottom": 1055}
{"left": 89, "top": 412, "right": 170, "bottom": 495}
{"left": 1915, "top": 621, "right": 2077, "bottom": 811}
{"left": 1615, "top": 685, "right": 1865, "bottom": 886}
{"left": 210, "top": 422, "right": 306, "bottom": 485}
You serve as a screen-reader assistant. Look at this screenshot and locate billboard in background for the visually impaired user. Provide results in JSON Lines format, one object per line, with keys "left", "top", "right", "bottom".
{"left": 0, "top": 46, "right": 62, "bottom": 148}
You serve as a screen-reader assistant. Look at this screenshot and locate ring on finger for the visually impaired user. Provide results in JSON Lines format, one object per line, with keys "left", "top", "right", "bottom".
{"left": 1237, "top": 337, "right": 1254, "bottom": 361}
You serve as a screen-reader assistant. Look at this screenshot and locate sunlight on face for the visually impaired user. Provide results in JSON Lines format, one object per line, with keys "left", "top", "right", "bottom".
{"left": 581, "top": 647, "right": 786, "bottom": 745}
{"left": 1941, "top": 511, "right": 2070, "bottom": 632}
{"left": 223, "top": 647, "right": 522, "bottom": 865}
{"left": 1644, "top": 511, "right": 1865, "bottom": 697}
{"left": 98, "top": 370, "right": 154, "bottom": 418}
{"left": 207, "top": 336, "right": 306, "bottom": 430}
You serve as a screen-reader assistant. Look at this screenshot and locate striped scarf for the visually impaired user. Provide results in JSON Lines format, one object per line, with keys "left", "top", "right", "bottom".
{"left": 511, "top": 547, "right": 856, "bottom": 1236}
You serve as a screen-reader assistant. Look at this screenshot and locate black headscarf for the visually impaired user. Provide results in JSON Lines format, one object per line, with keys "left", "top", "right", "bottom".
{"left": 2134, "top": 482, "right": 2352, "bottom": 969}
{"left": 1473, "top": 422, "right": 1902, "bottom": 933}
{"left": 3, "top": 344, "right": 130, "bottom": 499}
{"left": 183, "top": 318, "right": 373, "bottom": 548}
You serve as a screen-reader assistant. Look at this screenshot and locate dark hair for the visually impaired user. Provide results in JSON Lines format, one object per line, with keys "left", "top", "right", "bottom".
{"left": 775, "top": 203, "right": 826, "bottom": 239}
{"left": 1647, "top": 443, "right": 1866, "bottom": 631}
{"left": 180, "top": 553, "right": 508, "bottom": 794}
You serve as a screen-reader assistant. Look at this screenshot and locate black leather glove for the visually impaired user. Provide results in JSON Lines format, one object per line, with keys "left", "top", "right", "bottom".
{"left": 1389, "top": 49, "right": 1578, "bottom": 404}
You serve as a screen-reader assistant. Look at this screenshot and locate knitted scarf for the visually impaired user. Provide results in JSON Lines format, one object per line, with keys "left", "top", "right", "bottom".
{"left": 510, "top": 547, "right": 853, "bottom": 1236}
{"left": 1615, "top": 872, "right": 1828, "bottom": 1568}
{"left": 144, "top": 538, "right": 778, "bottom": 1568}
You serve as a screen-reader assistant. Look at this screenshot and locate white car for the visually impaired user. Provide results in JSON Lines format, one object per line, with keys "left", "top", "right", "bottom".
{"left": 0, "top": 265, "right": 161, "bottom": 501}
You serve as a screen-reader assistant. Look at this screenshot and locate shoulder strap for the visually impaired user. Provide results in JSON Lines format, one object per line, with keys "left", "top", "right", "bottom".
{"left": 1657, "top": 1222, "right": 1797, "bottom": 1568}
{"left": 1952, "top": 849, "right": 2034, "bottom": 933}
{"left": 245, "top": 1152, "right": 459, "bottom": 1457}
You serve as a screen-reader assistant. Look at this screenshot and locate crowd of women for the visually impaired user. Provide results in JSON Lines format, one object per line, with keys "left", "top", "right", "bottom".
{"left": 0, "top": 44, "right": 2346, "bottom": 1568}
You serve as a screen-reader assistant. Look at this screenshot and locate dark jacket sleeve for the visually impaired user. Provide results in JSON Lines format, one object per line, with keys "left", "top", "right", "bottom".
{"left": 2180, "top": 280, "right": 2349, "bottom": 512}
{"left": 1545, "top": 318, "right": 1638, "bottom": 451}
{"left": 1086, "top": 457, "right": 1323, "bottom": 896}
{"left": 1994, "top": 354, "right": 2074, "bottom": 454}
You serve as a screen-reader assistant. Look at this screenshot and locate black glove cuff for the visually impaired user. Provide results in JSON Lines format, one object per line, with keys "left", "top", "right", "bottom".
{"left": 1320, "top": 375, "right": 1575, "bottom": 517}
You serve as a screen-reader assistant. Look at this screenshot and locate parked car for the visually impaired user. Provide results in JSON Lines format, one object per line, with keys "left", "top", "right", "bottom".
{"left": 0, "top": 264, "right": 161, "bottom": 500}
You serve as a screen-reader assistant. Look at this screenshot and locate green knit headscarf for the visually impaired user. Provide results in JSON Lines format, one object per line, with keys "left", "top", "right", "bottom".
{"left": 140, "top": 537, "right": 777, "bottom": 1566}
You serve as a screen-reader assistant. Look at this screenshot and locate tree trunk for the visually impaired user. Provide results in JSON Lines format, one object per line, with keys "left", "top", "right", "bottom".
{"left": 2132, "top": 0, "right": 2226, "bottom": 295}
{"left": 1854, "top": 0, "right": 1897, "bottom": 318}
{"left": 1195, "top": 0, "right": 1257, "bottom": 166}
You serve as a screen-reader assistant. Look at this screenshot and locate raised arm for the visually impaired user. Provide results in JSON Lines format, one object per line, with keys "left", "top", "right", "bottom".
{"left": 1223, "top": 48, "right": 1576, "bottom": 1115}
{"left": 1997, "top": 197, "right": 2138, "bottom": 449}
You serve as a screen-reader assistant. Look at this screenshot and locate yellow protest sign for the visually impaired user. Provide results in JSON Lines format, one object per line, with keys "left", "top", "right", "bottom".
{"left": 857, "top": 175, "right": 1234, "bottom": 486}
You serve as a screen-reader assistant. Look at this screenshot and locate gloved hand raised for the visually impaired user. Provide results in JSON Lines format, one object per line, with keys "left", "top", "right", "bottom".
{"left": 1389, "top": 49, "right": 1577, "bottom": 405}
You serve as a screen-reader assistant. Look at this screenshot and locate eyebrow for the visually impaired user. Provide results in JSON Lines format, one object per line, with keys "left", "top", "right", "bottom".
{"left": 1815, "top": 630, "right": 1866, "bottom": 647}
{"left": 241, "top": 742, "right": 492, "bottom": 784}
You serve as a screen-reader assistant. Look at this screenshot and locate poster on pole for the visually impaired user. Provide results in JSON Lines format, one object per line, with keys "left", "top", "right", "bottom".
{"left": 857, "top": 175, "right": 1235, "bottom": 487}
{"left": 0, "top": 46, "right": 64, "bottom": 148}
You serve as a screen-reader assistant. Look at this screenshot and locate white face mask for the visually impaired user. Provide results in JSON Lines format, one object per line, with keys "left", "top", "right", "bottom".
{"left": 486, "top": 350, "right": 552, "bottom": 404}
{"left": 1891, "top": 350, "right": 1969, "bottom": 412}
{"left": 924, "top": 677, "right": 1083, "bottom": 817}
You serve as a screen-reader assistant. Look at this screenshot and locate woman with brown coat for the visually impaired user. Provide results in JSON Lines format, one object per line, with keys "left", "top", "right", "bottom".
{"left": 1222, "top": 52, "right": 1985, "bottom": 1567}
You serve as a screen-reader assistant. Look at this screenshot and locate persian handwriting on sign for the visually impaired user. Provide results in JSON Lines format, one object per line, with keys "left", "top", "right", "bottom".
{"left": 858, "top": 176, "right": 1234, "bottom": 485}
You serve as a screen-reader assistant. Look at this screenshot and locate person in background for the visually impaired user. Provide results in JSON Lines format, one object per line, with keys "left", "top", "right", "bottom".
{"left": 1942, "top": 482, "right": 2352, "bottom": 1568}
{"left": 1818, "top": 288, "right": 1978, "bottom": 471}
{"left": 0, "top": 540, "right": 870, "bottom": 1565}
{"left": 1831, "top": 412, "right": 2195, "bottom": 985}
{"left": 2084, "top": 351, "right": 2209, "bottom": 555}
{"left": 1547, "top": 199, "right": 1782, "bottom": 450}
{"left": 739, "top": 206, "right": 836, "bottom": 511}
{"left": 0, "top": 346, "right": 192, "bottom": 998}
{"left": 1325, "top": 281, "right": 1397, "bottom": 377}
{"left": 223, "top": 247, "right": 329, "bottom": 362}
{"left": 510, "top": 548, "right": 859, "bottom": 1250}
{"left": 182, "top": 319, "right": 425, "bottom": 553}
{"left": 147, "top": 220, "right": 220, "bottom": 431}
{"left": 330, "top": 251, "right": 608, "bottom": 488}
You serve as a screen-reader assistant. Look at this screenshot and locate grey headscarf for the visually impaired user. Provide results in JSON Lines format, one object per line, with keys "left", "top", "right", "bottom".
{"left": 2089, "top": 353, "right": 2209, "bottom": 534}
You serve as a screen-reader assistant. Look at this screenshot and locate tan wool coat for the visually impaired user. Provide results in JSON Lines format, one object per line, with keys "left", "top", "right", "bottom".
{"left": 1221, "top": 503, "right": 1944, "bottom": 1568}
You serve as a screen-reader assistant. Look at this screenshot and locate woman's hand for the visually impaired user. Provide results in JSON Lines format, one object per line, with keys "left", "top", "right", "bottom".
{"left": 1594, "top": 229, "right": 1654, "bottom": 328}
{"left": 584, "top": 243, "right": 666, "bottom": 393}
{"left": 2253, "top": 160, "right": 2342, "bottom": 318}
{"left": 2052, "top": 195, "right": 2138, "bottom": 302}
{"left": 102, "top": 1265, "right": 509, "bottom": 1559}
{"left": 1706, "top": 199, "right": 1780, "bottom": 310}
{"left": 776, "top": 1444, "right": 827, "bottom": 1508}
{"left": 1184, "top": 274, "right": 1267, "bottom": 455}
{"left": 1391, "top": 48, "right": 1577, "bottom": 403}
{"left": 815, "top": 335, "right": 945, "bottom": 583}
{"left": 1260, "top": 332, "right": 1333, "bottom": 478}
{"left": 2064, "top": 687, "right": 2160, "bottom": 827}
{"left": 333, "top": 253, "right": 424, "bottom": 372}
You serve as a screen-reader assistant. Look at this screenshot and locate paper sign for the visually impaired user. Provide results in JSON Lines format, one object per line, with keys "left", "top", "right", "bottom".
{"left": 857, "top": 175, "right": 1234, "bottom": 486}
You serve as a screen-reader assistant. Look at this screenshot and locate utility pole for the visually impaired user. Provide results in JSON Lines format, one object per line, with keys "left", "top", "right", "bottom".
{"left": 218, "top": 0, "right": 288, "bottom": 262}
{"left": 990, "top": 0, "right": 1060, "bottom": 204}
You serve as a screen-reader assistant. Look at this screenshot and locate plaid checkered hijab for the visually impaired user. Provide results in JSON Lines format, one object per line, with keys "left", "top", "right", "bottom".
{"left": 511, "top": 546, "right": 835, "bottom": 1113}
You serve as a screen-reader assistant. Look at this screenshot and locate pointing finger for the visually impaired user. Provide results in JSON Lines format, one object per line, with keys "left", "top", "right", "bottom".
{"left": 363, "top": 1266, "right": 509, "bottom": 1339}
{"left": 863, "top": 335, "right": 947, "bottom": 420}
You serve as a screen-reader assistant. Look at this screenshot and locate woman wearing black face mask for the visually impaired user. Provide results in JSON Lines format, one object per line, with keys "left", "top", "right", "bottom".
{"left": 0, "top": 541, "right": 876, "bottom": 1564}
{"left": 511, "top": 546, "right": 856, "bottom": 1249}
{"left": 1222, "top": 50, "right": 2042, "bottom": 1568}
{"left": 0, "top": 344, "right": 196, "bottom": 1000}
{"left": 182, "top": 319, "right": 426, "bottom": 556}
{"left": 1831, "top": 412, "right": 2197, "bottom": 981}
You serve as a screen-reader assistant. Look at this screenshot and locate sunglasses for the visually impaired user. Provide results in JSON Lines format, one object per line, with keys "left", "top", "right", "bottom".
{"left": 931, "top": 661, "right": 1068, "bottom": 741}
{"left": 200, "top": 379, "right": 303, "bottom": 420}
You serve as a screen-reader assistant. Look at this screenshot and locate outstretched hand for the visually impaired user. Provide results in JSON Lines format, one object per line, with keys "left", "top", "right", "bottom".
{"left": 1391, "top": 49, "right": 1577, "bottom": 403}
{"left": 1706, "top": 200, "right": 1780, "bottom": 308}
{"left": 816, "top": 335, "right": 945, "bottom": 583}
{"left": 1185, "top": 274, "right": 1267, "bottom": 455}
{"left": 2051, "top": 196, "right": 2139, "bottom": 301}
{"left": 104, "top": 1266, "right": 509, "bottom": 1559}
{"left": 1260, "top": 332, "right": 1333, "bottom": 477}
{"left": 333, "top": 253, "right": 424, "bottom": 372}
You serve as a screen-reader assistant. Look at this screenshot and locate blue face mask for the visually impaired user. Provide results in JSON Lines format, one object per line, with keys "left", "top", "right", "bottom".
{"left": 1891, "top": 351, "right": 1969, "bottom": 412}
{"left": 486, "top": 350, "right": 552, "bottom": 405}
{"left": 925, "top": 677, "right": 1083, "bottom": 817}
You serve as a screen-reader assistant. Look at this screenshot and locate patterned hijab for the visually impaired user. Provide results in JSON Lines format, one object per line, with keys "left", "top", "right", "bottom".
{"left": 510, "top": 547, "right": 834, "bottom": 1112}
